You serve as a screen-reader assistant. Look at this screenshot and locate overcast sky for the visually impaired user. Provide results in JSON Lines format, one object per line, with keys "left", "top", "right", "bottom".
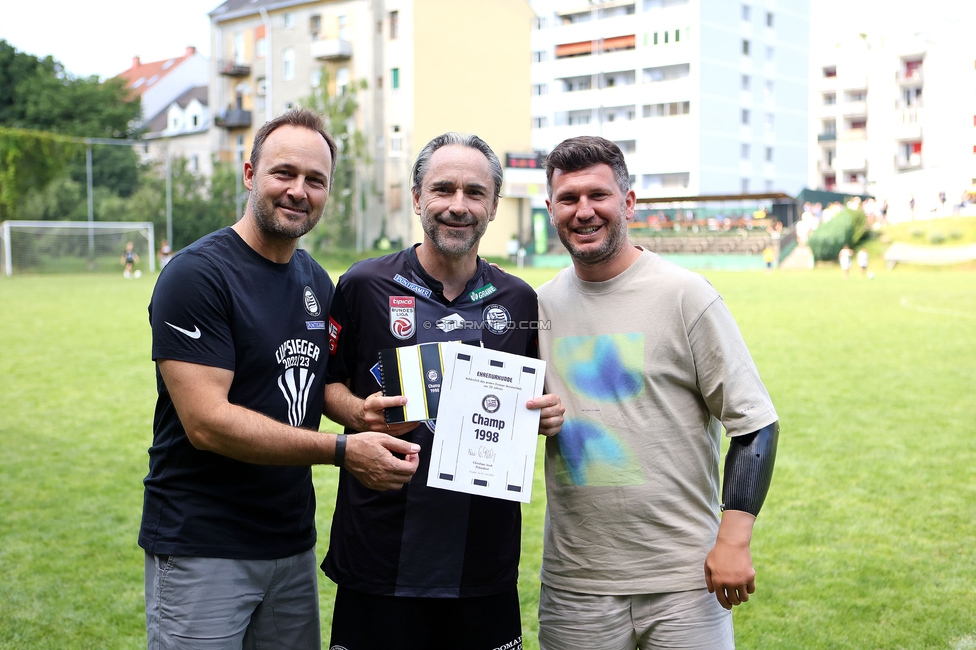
{"left": 0, "top": 0, "right": 217, "bottom": 79}
{"left": 0, "top": 0, "right": 973, "bottom": 80}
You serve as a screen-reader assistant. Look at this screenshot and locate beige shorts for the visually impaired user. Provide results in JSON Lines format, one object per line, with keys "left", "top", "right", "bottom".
{"left": 538, "top": 584, "right": 734, "bottom": 650}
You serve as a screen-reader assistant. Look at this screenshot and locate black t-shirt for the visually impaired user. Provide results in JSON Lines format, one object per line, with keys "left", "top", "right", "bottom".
{"left": 140, "top": 227, "right": 334, "bottom": 559}
{"left": 323, "top": 245, "right": 539, "bottom": 597}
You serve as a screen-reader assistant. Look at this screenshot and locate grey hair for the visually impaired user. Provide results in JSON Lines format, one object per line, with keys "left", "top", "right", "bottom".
{"left": 411, "top": 132, "right": 503, "bottom": 201}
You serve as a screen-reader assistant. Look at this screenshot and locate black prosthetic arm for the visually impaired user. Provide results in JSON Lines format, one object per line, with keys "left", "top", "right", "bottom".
{"left": 721, "top": 421, "right": 779, "bottom": 516}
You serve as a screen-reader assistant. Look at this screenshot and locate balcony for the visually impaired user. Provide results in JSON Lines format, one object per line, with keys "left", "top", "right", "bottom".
{"left": 817, "top": 132, "right": 837, "bottom": 142}
{"left": 219, "top": 60, "right": 251, "bottom": 77}
{"left": 818, "top": 159, "right": 835, "bottom": 173}
{"left": 215, "top": 108, "right": 252, "bottom": 129}
{"left": 896, "top": 69, "right": 923, "bottom": 85}
{"left": 895, "top": 153, "right": 922, "bottom": 169}
{"left": 311, "top": 38, "right": 352, "bottom": 60}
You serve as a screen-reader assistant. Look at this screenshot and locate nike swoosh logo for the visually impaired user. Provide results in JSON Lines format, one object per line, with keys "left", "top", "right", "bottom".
{"left": 165, "top": 322, "right": 202, "bottom": 339}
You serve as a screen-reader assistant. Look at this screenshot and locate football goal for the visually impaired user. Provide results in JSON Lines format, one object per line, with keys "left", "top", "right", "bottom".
{"left": 1, "top": 221, "right": 155, "bottom": 276}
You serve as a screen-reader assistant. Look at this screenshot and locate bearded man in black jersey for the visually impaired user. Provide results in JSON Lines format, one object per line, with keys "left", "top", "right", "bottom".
{"left": 142, "top": 109, "right": 420, "bottom": 650}
{"left": 323, "top": 132, "right": 564, "bottom": 650}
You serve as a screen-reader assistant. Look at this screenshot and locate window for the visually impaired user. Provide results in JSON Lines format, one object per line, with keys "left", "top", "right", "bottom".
{"left": 846, "top": 90, "right": 867, "bottom": 102}
{"left": 823, "top": 93, "right": 836, "bottom": 105}
{"left": 389, "top": 184, "right": 402, "bottom": 211}
{"left": 766, "top": 11, "right": 774, "bottom": 27}
{"left": 765, "top": 112, "right": 774, "bottom": 129}
{"left": 765, "top": 179, "right": 774, "bottom": 191}
{"left": 310, "top": 68, "right": 322, "bottom": 88}
{"left": 532, "top": 116, "right": 548, "bottom": 129}
{"left": 390, "top": 125, "right": 402, "bottom": 155}
{"left": 283, "top": 12, "right": 294, "bottom": 28}
{"left": 338, "top": 14, "right": 348, "bottom": 40}
{"left": 643, "top": 101, "right": 690, "bottom": 117}
{"left": 674, "top": 29, "right": 679, "bottom": 42}
{"left": 568, "top": 110, "right": 591, "bottom": 126}
{"left": 310, "top": 14, "right": 321, "bottom": 39}
{"left": 741, "top": 74, "right": 750, "bottom": 90}
{"left": 644, "top": 63, "right": 690, "bottom": 82}
{"left": 336, "top": 67, "right": 350, "bottom": 93}
{"left": 532, "top": 50, "right": 547, "bottom": 63}
{"left": 741, "top": 178, "right": 750, "bottom": 192}
{"left": 741, "top": 143, "right": 750, "bottom": 159}
{"left": 742, "top": 4, "right": 751, "bottom": 20}
{"left": 765, "top": 146, "right": 773, "bottom": 162}
{"left": 391, "top": 67, "right": 400, "bottom": 91}
{"left": 256, "top": 37, "right": 267, "bottom": 58}
{"left": 192, "top": 114, "right": 199, "bottom": 127}
{"left": 532, "top": 83, "right": 548, "bottom": 95}
{"left": 282, "top": 48, "right": 295, "bottom": 81}
{"left": 256, "top": 95, "right": 265, "bottom": 111}
{"left": 741, "top": 108, "right": 750, "bottom": 124}
{"left": 532, "top": 16, "right": 547, "bottom": 29}
{"left": 389, "top": 10, "right": 399, "bottom": 39}
{"left": 742, "top": 39, "right": 750, "bottom": 56}
{"left": 766, "top": 46, "right": 774, "bottom": 60}
{"left": 823, "top": 66, "right": 836, "bottom": 78}
{"left": 766, "top": 80, "right": 774, "bottom": 94}
{"left": 653, "top": 32, "right": 658, "bottom": 45}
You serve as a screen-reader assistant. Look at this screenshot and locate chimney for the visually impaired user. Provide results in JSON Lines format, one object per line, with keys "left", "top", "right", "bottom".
{"left": 132, "top": 56, "right": 141, "bottom": 68}
{"left": 185, "top": 46, "right": 196, "bottom": 57}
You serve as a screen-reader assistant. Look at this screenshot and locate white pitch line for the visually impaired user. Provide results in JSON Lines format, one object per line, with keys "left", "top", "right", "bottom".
{"left": 900, "top": 296, "right": 976, "bottom": 319}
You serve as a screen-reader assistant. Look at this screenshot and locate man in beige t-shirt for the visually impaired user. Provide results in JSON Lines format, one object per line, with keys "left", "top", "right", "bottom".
{"left": 536, "top": 136, "right": 779, "bottom": 650}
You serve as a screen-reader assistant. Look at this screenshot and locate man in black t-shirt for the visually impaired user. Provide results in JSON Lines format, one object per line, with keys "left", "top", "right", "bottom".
{"left": 323, "top": 133, "right": 565, "bottom": 650}
{"left": 141, "top": 109, "right": 420, "bottom": 649}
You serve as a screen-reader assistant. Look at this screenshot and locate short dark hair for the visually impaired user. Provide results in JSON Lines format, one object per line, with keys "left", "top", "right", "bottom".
{"left": 411, "top": 132, "right": 503, "bottom": 201}
{"left": 544, "top": 136, "right": 630, "bottom": 196}
{"left": 249, "top": 109, "right": 339, "bottom": 186}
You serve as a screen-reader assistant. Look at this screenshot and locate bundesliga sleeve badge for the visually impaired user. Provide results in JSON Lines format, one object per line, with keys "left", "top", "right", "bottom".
{"left": 389, "top": 296, "right": 416, "bottom": 340}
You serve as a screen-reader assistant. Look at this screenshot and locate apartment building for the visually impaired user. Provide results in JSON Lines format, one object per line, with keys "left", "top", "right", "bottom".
{"left": 811, "top": 29, "right": 976, "bottom": 219}
{"left": 207, "top": 0, "right": 533, "bottom": 255}
{"left": 529, "top": 0, "right": 810, "bottom": 201}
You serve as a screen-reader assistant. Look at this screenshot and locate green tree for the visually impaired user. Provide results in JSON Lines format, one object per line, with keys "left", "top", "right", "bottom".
{"left": 0, "top": 126, "right": 82, "bottom": 220}
{"left": 0, "top": 39, "right": 142, "bottom": 211}
{"left": 121, "top": 157, "right": 238, "bottom": 249}
{"left": 300, "top": 69, "right": 370, "bottom": 249}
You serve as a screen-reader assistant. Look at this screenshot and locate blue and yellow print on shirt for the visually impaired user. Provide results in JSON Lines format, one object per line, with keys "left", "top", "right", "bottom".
{"left": 551, "top": 333, "right": 645, "bottom": 486}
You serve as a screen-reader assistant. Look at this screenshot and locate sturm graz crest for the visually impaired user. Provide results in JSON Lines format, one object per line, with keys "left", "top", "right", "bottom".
{"left": 303, "top": 286, "right": 321, "bottom": 317}
{"left": 482, "top": 394, "right": 501, "bottom": 413}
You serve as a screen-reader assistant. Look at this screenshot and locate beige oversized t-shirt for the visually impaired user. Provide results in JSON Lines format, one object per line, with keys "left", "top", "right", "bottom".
{"left": 538, "top": 249, "right": 777, "bottom": 595}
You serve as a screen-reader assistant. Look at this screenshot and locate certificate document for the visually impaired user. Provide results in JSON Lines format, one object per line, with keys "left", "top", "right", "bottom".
{"left": 427, "top": 342, "right": 546, "bottom": 503}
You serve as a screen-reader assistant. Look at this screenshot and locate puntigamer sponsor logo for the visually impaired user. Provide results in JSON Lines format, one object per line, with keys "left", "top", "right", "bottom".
{"left": 468, "top": 283, "right": 497, "bottom": 303}
{"left": 394, "top": 273, "right": 432, "bottom": 298}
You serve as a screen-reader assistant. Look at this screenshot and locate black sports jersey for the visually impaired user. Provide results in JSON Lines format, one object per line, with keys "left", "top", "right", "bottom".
{"left": 323, "top": 245, "right": 539, "bottom": 597}
{"left": 140, "top": 227, "right": 334, "bottom": 560}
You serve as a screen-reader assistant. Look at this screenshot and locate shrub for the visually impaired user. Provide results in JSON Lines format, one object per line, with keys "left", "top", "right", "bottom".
{"left": 909, "top": 228, "right": 925, "bottom": 238}
{"left": 808, "top": 209, "right": 867, "bottom": 261}
{"left": 928, "top": 230, "right": 946, "bottom": 245}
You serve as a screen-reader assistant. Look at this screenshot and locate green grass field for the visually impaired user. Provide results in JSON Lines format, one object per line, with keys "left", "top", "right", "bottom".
{"left": 1, "top": 262, "right": 974, "bottom": 649}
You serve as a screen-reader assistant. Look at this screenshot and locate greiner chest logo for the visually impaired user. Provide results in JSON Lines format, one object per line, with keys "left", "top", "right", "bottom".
{"left": 303, "top": 286, "right": 321, "bottom": 317}
{"left": 389, "top": 296, "right": 416, "bottom": 340}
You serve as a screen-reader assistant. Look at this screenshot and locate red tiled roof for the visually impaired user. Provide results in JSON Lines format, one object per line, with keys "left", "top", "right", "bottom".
{"left": 116, "top": 46, "right": 198, "bottom": 96}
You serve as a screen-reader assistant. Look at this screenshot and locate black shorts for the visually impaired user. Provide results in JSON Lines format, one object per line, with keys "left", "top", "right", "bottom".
{"left": 329, "top": 585, "right": 522, "bottom": 650}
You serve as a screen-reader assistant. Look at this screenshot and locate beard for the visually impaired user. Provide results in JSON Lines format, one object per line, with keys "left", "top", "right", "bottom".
{"left": 250, "top": 192, "right": 320, "bottom": 240}
{"left": 420, "top": 211, "right": 489, "bottom": 258}
{"left": 558, "top": 203, "right": 630, "bottom": 268}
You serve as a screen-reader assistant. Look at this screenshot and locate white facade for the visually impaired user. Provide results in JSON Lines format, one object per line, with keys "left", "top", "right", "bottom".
{"left": 811, "top": 29, "right": 976, "bottom": 221}
{"left": 529, "top": 0, "right": 810, "bottom": 200}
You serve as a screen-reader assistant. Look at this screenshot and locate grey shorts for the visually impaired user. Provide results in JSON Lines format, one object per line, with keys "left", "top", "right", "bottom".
{"left": 538, "top": 584, "right": 734, "bottom": 650}
{"left": 145, "top": 549, "right": 320, "bottom": 650}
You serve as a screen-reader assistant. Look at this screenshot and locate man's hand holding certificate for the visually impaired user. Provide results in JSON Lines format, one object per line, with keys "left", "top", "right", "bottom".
{"left": 377, "top": 341, "right": 548, "bottom": 503}
{"left": 428, "top": 342, "right": 545, "bottom": 503}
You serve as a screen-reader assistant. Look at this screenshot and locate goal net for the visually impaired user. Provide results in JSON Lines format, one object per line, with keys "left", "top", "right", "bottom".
{"left": 1, "top": 221, "right": 155, "bottom": 276}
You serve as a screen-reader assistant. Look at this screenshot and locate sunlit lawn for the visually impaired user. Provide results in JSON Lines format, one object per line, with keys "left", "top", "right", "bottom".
{"left": 1, "top": 261, "right": 973, "bottom": 649}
